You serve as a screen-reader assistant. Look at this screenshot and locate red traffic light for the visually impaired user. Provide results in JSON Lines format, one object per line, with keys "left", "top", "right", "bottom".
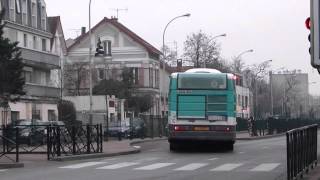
{"left": 306, "top": 17, "right": 311, "bottom": 30}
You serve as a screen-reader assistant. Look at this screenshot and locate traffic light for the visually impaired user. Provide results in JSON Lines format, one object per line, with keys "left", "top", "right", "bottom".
{"left": 306, "top": 17, "right": 311, "bottom": 54}
{"left": 310, "top": 0, "right": 320, "bottom": 69}
{"left": 95, "top": 38, "right": 105, "bottom": 57}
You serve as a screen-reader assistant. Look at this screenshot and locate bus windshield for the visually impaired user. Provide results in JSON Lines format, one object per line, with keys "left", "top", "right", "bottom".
{"left": 178, "top": 73, "right": 227, "bottom": 90}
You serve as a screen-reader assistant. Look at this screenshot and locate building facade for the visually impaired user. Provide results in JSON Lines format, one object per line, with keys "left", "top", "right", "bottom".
{"left": 65, "top": 17, "right": 168, "bottom": 118}
{"left": 0, "top": 0, "right": 60, "bottom": 124}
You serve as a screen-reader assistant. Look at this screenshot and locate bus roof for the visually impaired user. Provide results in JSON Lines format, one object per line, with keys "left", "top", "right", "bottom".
{"left": 185, "top": 68, "right": 221, "bottom": 73}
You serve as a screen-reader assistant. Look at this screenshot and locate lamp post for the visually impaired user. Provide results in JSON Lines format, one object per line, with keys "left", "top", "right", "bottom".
{"left": 203, "top": 33, "right": 226, "bottom": 68}
{"left": 161, "top": 13, "right": 190, "bottom": 116}
{"left": 235, "top": 49, "right": 254, "bottom": 61}
{"left": 88, "top": 0, "right": 93, "bottom": 124}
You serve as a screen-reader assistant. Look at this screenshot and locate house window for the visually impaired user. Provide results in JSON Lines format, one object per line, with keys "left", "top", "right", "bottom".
{"left": 103, "top": 40, "right": 112, "bottom": 56}
{"left": 23, "top": 34, "right": 27, "bottom": 47}
{"left": 238, "top": 95, "right": 241, "bottom": 106}
{"left": 22, "top": 0, "right": 27, "bottom": 25}
{"left": 132, "top": 68, "right": 139, "bottom": 85}
{"left": 48, "top": 110, "right": 56, "bottom": 121}
{"left": 33, "top": 36, "right": 37, "bottom": 49}
{"left": 98, "top": 68, "right": 104, "bottom": 80}
{"left": 24, "top": 71, "right": 32, "bottom": 83}
{"left": 245, "top": 96, "right": 248, "bottom": 108}
{"left": 109, "top": 101, "right": 115, "bottom": 107}
{"left": 42, "top": 38, "right": 46, "bottom": 51}
{"left": 31, "top": 2, "right": 37, "bottom": 28}
{"left": 0, "top": 1, "right": 2, "bottom": 10}
{"left": 9, "top": 0, "right": 15, "bottom": 21}
{"left": 149, "top": 68, "right": 153, "bottom": 88}
{"left": 155, "top": 69, "right": 159, "bottom": 88}
{"left": 41, "top": 6, "right": 46, "bottom": 30}
{"left": 11, "top": 111, "right": 20, "bottom": 124}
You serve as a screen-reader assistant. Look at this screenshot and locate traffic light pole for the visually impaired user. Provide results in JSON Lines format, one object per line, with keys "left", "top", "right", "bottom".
{"left": 89, "top": 0, "right": 93, "bottom": 125}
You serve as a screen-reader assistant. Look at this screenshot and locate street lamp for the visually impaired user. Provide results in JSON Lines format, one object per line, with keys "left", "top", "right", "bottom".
{"left": 203, "top": 33, "right": 227, "bottom": 68}
{"left": 88, "top": 0, "right": 93, "bottom": 124}
{"left": 235, "top": 49, "right": 254, "bottom": 60}
{"left": 161, "top": 13, "right": 190, "bottom": 116}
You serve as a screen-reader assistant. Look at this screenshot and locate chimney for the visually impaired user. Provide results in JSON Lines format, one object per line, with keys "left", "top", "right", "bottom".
{"left": 81, "top": 27, "right": 86, "bottom": 35}
{"left": 111, "top": 16, "right": 118, "bottom": 21}
{"left": 177, "top": 59, "right": 182, "bottom": 72}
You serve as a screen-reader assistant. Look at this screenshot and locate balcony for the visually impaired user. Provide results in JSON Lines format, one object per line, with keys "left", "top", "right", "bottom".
{"left": 20, "top": 48, "right": 60, "bottom": 69}
{"left": 25, "top": 83, "right": 60, "bottom": 98}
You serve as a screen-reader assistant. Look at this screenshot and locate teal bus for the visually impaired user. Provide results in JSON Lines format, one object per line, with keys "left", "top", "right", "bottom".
{"left": 168, "top": 68, "right": 237, "bottom": 151}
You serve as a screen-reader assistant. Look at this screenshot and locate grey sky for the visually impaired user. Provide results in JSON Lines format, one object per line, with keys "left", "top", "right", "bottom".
{"left": 46, "top": 0, "right": 319, "bottom": 95}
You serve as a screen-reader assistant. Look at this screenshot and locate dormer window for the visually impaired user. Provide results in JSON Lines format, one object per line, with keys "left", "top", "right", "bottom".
{"left": 103, "top": 40, "right": 112, "bottom": 56}
{"left": 31, "top": 2, "right": 37, "bottom": 28}
{"left": 15, "top": 0, "right": 21, "bottom": 14}
{"left": 22, "top": 0, "right": 28, "bottom": 25}
{"left": 9, "top": 0, "right": 15, "bottom": 21}
{"left": 41, "top": 6, "right": 46, "bottom": 30}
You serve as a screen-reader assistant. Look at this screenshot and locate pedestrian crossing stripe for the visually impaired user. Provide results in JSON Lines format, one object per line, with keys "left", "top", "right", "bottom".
{"left": 58, "top": 161, "right": 282, "bottom": 172}
{"left": 97, "top": 162, "right": 139, "bottom": 170}
{"left": 210, "top": 163, "right": 243, "bottom": 171}
{"left": 174, "top": 163, "right": 208, "bottom": 171}
{"left": 59, "top": 162, "right": 107, "bottom": 169}
{"left": 0, "top": 169, "right": 8, "bottom": 172}
{"left": 250, "top": 163, "right": 280, "bottom": 172}
{"left": 134, "top": 163, "right": 175, "bottom": 170}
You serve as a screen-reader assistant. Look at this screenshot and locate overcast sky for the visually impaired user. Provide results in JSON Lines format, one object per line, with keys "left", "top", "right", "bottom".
{"left": 46, "top": 0, "right": 319, "bottom": 95}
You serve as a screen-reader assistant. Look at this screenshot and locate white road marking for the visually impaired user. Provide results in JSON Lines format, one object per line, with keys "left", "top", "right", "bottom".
{"left": 0, "top": 169, "right": 8, "bottom": 172}
{"left": 133, "top": 146, "right": 141, "bottom": 149}
{"left": 134, "top": 163, "right": 175, "bottom": 170}
{"left": 174, "top": 163, "right": 208, "bottom": 171}
{"left": 97, "top": 162, "right": 139, "bottom": 169}
{"left": 262, "top": 146, "right": 269, "bottom": 149}
{"left": 210, "top": 163, "right": 243, "bottom": 171}
{"left": 59, "top": 162, "right": 106, "bottom": 169}
{"left": 208, "top": 158, "right": 219, "bottom": 161}
{"left": 238, "top": 152, "right": 245, "bottom": 154}
{"left": 250, "top": 163, "right": 280, "bottom": 172}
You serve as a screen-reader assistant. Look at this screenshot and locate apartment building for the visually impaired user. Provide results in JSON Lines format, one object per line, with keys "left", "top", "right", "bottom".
{"left": 0, "top": 0, "right": 60, "bottom": 124}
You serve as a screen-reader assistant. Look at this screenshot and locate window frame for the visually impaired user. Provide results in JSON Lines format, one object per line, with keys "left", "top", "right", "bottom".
{"left": 23, "top": 33, "right": 27, "bottom": 47}
{"left": 21, "top": 0, "right": 28, "bottom": 25}
{"left": 31, "top": 1, "right": 37, "bottom": 28}
{"left": 9, "top": 0, "right": 15, "bottom": 21}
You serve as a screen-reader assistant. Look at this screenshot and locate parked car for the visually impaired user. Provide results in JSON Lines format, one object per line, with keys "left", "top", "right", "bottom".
{"left": 105, "top": 118, "right": 145, "bottom": 138}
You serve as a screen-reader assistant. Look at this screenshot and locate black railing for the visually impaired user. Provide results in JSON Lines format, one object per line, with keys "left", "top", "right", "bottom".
{"left": 47, "top": 124, "right": 103, "bottom": 160}
{"left": 0, "top": 124, "right": 103, "bottom": 162}
{"left": 286, "top": 124, "right": 318, "bottom": 180}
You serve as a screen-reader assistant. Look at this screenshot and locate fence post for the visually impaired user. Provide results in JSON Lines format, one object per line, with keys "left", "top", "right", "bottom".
{"left": 57, "top": 126, "right": 61, "bottom": 157}
{"left": 72, "top": 126, "right": 76, "bottom": 155}
{"left": 151, "top": 116, "right": 154, "bottom": 139}
{"left": 46, "top": 126, "right": 51, "bottom": 160}
{"left": 87, "top": 125, "right": 91, "bottom": 153}
{"left": 100, "top": 124, "right": 103, "bottom": 152}
{"left": 15, "top": 127, "right": 19, "bottom": 163}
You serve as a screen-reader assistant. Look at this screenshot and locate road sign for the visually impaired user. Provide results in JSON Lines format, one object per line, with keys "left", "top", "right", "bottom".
{"left": 311, "top": 0, "right": 320, "bottom": 68}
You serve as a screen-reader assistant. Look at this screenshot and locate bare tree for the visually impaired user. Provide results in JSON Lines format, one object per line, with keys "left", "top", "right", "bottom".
{"left": 63, "top": 62, "right": 88, "bottom": 96}
{"left": 230, "top": 57, "right": 245, "bottom": 73}
{"left": 161, "top": 44, "right": 177, "bottom": 66}
{"left": 183, "top": 30, "right": 221, "bottom": 68}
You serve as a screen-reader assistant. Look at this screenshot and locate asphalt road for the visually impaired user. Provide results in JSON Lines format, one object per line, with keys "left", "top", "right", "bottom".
{"left": 0, "top": 136, "right": 292, "bottom": 180}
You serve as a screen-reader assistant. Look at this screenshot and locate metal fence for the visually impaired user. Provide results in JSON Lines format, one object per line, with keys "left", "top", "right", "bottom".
{"left": 286, "top": 124, "right": 318, "bottom": 180}
{"left": 47, "top": 124, "right": 103, "bottom": 160}
{"left": 236, "top": 117, "right": 320, "bottom": 135}
{"left": 0, "top": 124, "right": 103, "bottom": 162}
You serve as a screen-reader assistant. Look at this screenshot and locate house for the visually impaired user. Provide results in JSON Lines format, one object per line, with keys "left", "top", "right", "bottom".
{"left": 65, "top": 17, "right": 168, "bottom": 118}
{"left": 0, "top": 0, "right": 60, "bottom": 124}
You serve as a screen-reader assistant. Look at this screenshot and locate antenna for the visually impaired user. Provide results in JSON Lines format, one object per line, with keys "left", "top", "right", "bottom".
{"left": 110, "top": 8, "right": 128, "bottom": 19}
{"left": 69, "top": 29, "right": 81, "bottom": 37}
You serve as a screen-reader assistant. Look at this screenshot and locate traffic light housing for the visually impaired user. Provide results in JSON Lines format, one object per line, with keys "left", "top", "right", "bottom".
{"left": 95, "top": 38, "right": 105, "bottom": 57}
{"left": 310, "top": 0, "right": 320, "bottom": 69}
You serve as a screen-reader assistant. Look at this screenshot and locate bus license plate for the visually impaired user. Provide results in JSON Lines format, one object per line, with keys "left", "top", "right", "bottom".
{"left": 194, "top": 126, "right": 209, "bottom": 131}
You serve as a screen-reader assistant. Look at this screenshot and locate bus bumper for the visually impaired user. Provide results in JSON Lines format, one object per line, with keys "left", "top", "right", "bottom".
{"left": 168, "top": 131, "right": 236, "bottom": 143}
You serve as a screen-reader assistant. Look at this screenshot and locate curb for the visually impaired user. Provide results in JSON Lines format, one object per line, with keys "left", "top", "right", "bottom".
{"left": 0, "top": 163, "right": 24, "bottom": 169}
{"left": 51, "top": 149, "right": 140, "bottom": 162}
{"left": 236, "top": 133, "right": 285, "bottom": 140}
{"left": 130, "top": 138, "right": 168, "bottom": 145}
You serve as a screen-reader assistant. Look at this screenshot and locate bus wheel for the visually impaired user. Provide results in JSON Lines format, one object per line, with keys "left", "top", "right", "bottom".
{"left": 227, "top": 143, "right": 234, "bottom": 151}
{"left": 170, "top": 143, "right": 178, "bottom": 151}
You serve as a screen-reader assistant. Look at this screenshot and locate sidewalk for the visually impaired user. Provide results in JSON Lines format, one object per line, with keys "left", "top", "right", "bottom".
{"left": 236, "top": 131, "right": 285, "bottom": 140}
